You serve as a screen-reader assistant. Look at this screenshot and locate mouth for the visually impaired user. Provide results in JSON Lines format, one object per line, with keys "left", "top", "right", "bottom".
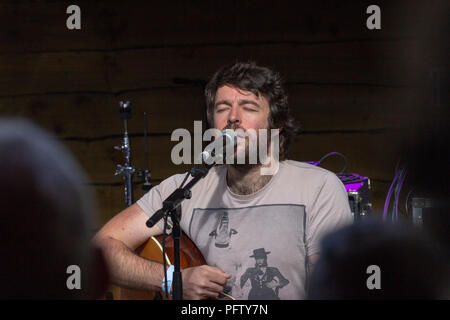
{"left": 223, "top": 127, "right": 250, "bottom": 138}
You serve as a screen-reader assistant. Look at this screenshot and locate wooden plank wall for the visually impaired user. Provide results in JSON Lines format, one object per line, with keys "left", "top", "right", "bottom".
{"left": 0, "top": 0, "right": 448, "bottom": 227}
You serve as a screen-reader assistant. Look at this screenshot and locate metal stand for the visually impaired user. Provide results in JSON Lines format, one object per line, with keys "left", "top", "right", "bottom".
{"left": 110, "top": 101, "right": 154, "bottom": 301}
{"left": 146, "top": 165, "right": 213, "bottom": 300}
{"left": 170, "top": 206, "right": 183, "bottom": 300}
{"left": 114, "top": 101, "right": 135, "bottom": 207}
{"left": 114, "top": 102, "right": 153, "bottom": 206}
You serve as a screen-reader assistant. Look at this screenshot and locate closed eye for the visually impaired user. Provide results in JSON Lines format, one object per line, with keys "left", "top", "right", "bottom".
{"left": 215, "top": 107, "right": 228, "bottom": 113}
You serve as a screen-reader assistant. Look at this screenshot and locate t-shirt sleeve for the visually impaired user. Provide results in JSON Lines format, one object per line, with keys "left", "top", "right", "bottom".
{"left": 305, "top": 172, "right": 352, "bottom": 256}
{"left": 136, "top": 173, "right": 186, "bottom": 234}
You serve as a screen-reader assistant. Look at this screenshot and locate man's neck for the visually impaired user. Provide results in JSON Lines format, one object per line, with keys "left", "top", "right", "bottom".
{"left": 226, "top": 164, "right": 273, "bottom": 195}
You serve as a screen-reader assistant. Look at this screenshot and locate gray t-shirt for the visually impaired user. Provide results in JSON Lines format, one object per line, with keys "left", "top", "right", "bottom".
{"left": 137, "top": 160, "right": 352, "bottom": 299}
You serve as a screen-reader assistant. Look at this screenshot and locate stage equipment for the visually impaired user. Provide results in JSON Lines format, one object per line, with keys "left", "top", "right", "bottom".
{"left": 411, "top": 197, "right": 450, "bottom": 226}
{"left": 146, "top": 130, "right": 237, "bottom": 300}
{"left": 338, "top": 173, "right": 372, "bottom": 220}
{"left": 305, "top": 152, "right": 372, "bottom": 220}
{"left": 114, "top": 101, "right": 152, "bottom": 208}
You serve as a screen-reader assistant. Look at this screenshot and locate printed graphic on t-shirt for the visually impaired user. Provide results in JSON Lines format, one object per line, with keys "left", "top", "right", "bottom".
{"left": 188, "top": 204, "right": 306, "bottom": 300}
{"left": 239, "top": 247, "right": 289, "bottom": 299}
{"left": 208, "top": 211, "right": 237, "bottom": 248}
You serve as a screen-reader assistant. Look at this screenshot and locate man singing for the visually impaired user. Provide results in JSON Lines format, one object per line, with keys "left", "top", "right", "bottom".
{"left": 94, "top": 61, "right": 352, "bottom": 300}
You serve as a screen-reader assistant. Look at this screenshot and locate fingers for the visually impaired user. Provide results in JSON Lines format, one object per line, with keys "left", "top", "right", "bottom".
{"left": 203, "top": 281, "right": 224, "bottom": 294}
{"left": 181, "top": 265, "right": 231, "bottom": 300}
{"left": 201, "top": 265, "right": 231, "bottom": 285}
{"left": 194, "top": 288, "right": 221, "bottom": 300}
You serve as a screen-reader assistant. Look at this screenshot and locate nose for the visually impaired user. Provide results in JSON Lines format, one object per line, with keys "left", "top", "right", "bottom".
{"left": 227, "top": 105, "right": 241, "bottom": 126}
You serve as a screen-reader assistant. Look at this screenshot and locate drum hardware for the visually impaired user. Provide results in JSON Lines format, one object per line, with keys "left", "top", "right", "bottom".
{"left": 114, "top": 101, "right": 152, "bottom": 208}
{"left": 106, "top": 102, "right": 153, "bottom": 300}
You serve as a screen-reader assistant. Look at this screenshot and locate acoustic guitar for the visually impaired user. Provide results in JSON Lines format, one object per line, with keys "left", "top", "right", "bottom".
{"left": 104, "top": 232, "right": 234, "bottom": 300}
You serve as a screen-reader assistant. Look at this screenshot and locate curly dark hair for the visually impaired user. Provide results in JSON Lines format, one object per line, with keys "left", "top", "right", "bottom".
{"left": 205, "top": 61, "right": 299, "bottom": 161}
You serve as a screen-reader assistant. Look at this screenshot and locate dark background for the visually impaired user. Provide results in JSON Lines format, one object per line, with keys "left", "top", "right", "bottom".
{"left": 0, "top": 0, "right": 448, "bottom": 227}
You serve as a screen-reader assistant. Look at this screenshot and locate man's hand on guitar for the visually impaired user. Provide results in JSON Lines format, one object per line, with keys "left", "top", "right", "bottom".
{"left": 181, "top": 265, "right": 231, "bottom": 300}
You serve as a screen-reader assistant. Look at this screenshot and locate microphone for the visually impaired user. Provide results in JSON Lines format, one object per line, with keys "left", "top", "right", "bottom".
{"left": 197, "top": 129, "right": 237, "bottom": 164}
{"left": 147, "top": 130, "right": 237, "bottom": 229}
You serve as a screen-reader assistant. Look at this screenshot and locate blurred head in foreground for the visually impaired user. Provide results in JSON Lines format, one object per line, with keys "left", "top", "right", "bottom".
{"left": 0, "top": 119, "right": 107, "bottom": 299}
{"left": 308, "top": 219, "right": 449, "bottom": 299}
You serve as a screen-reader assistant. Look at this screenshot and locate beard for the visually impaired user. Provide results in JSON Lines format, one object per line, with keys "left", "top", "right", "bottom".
{"left": 221, "top": 124, "right": 272, "bottom": 168}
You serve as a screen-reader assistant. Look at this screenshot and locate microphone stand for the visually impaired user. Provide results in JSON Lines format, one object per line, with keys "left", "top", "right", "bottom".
{"left": 146, "top": 132, "right": 234, "bottom": 300}
{"left": 146, "top": 164, "right": 214, "bottom": 300}
{"left": 114, "top": 101, "right": 135, "bottom": 207}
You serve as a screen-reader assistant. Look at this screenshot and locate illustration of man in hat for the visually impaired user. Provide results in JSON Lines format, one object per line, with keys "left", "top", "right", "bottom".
{"left": 240, "top": 248, "right": 289, "bottom": 300}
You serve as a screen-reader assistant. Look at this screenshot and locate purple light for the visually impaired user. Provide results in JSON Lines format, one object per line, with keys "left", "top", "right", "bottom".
{"left": 383, "top": 170, "right": 402, "bottom": 221}
{"left": 304, "top": 161, "right": 320, "bottom": 166}
{"left": 344, "top": 182, "right": 364, "bottom": 192}
{"left": 395, "top": 169, "right": 407, "bottom": 221}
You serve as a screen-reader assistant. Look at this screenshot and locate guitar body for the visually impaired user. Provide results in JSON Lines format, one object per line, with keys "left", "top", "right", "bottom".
{"left": 107, "top": 232, "right": 206, "bottom": 300}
